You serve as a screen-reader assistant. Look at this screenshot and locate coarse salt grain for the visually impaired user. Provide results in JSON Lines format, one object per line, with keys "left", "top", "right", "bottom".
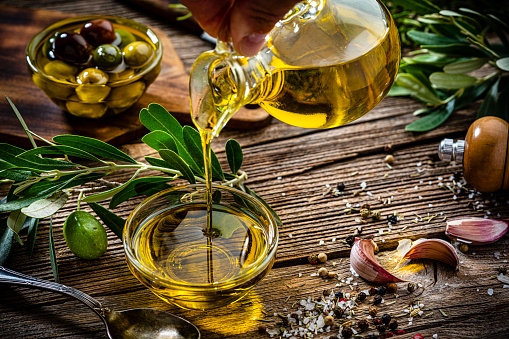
{"left": 277, "top": 176, "right": 282, "bottom": 180}
{"left": 433, "top": 335, "right": 438, "bottom": 339}
{"left": 299, "top": 273, "right": 302, "bottom": 277}
{"left": 419, "top": 196, "right": 423, "bottom": 200}
{"left": 429, "top": 203, "right": 433, "bottom": 207}
{"left": 282, "top": 193, "right": 286, "bottom": 196}
{"left": 360, "top": 182, "right": 367, "bottom": 189}
{"left": 319, "top": 240, "right": 325, "bottom": 245}
{"left": 488, "top": 288, "right": 494, "bottom": 296}
{"left": 414, "top": 185, "right": 419, "bottom": 190}
{"left": 289, "top": 234, "right": 293, "bottom": 238}
{"left": 332, "top": 237, "right": 336, "bottom": 242}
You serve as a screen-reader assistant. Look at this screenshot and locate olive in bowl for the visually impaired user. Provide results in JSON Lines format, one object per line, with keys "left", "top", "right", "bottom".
{"left": 27, "top": 16, "right": 162, "bottom": 118}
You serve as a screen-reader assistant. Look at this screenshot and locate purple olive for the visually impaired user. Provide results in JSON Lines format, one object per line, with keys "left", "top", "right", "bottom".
{"left": 80, "top": 19, "right": 116, "bottom": 46}
{"left": 53, "top": 31, "right": 91, "bottom": 64}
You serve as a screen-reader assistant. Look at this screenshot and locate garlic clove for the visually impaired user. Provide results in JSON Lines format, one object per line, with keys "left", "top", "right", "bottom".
{"left": 398, "top": 239, "right": 459, "bottom": 270}
{"left": 445, "top": 217, "right": 509, "bottom": 245}
{"left": 350, "top": 238, "right": 406, "bottom": 284}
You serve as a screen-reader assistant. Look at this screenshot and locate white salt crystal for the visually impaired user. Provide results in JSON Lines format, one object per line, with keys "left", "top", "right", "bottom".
{"left": 433, "top": 335, "right": 438, "bottom": 339}
{"left": 325, "top": 183, "right": 330, "bottom": 187}
{"left": 414, "top": 185, "right": 419, "bottom": 190}
{"left": 488, "top": 288, "right": 494, "bottom": 296}
{"left": 299, "top": 273, "right": 302, "bottom": 277}
{"left": 319, "top": 240, "right": 325, "bottom": 245}
{"left": 277, "top": 176, "right": 282, "bottom": 180}
{"left": 282, "top": 193, "right": 286, "bottom": 196}
{"left": 289, "top": 234, "right": 293, "bottom": 238}
{"left": 360, "top": 182, "right": 367, "bottom": 189}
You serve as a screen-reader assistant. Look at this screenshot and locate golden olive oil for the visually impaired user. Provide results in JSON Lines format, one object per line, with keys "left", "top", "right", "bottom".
{"left": 129, "top": 202, "right": 271, "bottom": 309}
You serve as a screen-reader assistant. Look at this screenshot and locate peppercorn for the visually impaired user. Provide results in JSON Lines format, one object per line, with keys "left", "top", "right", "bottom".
{"left": 328, "top": 271, "right": 336, "bottom": 278}
{"left": 407, "top": 282, "right": 416, "bottom": 293}
{"left": 373, "top": 295, "right": 383, "bottom": 304}
{"left": 453, "top": 171, "right": 461, "bottom": 181}
{"left": 377, "top": 286, "right": 387, "bottom": 296}
{"left": 357, "top": 318, "right": 369, "bottom": 331}
{"left": 324, "top": 315, "right": 335, "bottom": 326}
{"left": 335, "top": 291, "right": 344, "bottom": 299}
{"left": 360, "top": 208, "right": 371, "bottom": 219}
{"left": 372, "top": 318, "right": 382, "bottom": 325}
{"left": 369, "top": 287, "right": 378, "bottom": 296}
{"left": 308, "top": 254, "right": 318, "bottom": 264}
{"left": 318, "top": 267, "right": 329, "bottom": 277}
{"left": 387, "top": 214, "right": 398, "bottom": 224}
{"left": 258, "top": 323, "right": 267, "bottom": 333}
{"left": 499, "top": 265, "right": 508, "bottom": 274}
{"left": 368, "top": 306, "right": 378, "bottom": 317}
{"left": 341, "top": 326, "right": 353, "bottom": 338}
{"left": 396, "top": 330, "right": 406, "bottom": 335}
{"left": 384, "top": 144, "right": 394, "bottom": 153}
{"left": 372, "top": 210, "right": 381, "bottom": 220}
{"left": 357, "top": 291, "right": 367, "bottom": 301}
{"left": 334, "top": 306, "right": 345, "bottom": 318}
{"left": 376, "top": 324, "right": 386, "bottom": 332}
{"left": 323, "top": 288, "right": 331, "bottom": 297}
{"left": 381, "top": 313, "right": 391, "bottom": 325}
{"left": 337, "top": 182, "right": 346, "bottom": 191}
{"left": 389, "top": 319, "right": 398, "bottom": 330}
{"left": 459, "top": 243, "right": 469, "bottom": 253}
{"left": 345, "top": 235, "right": 356, "bottom": 246}
{"left": 413, "top": 335, "right": 424, "bottom": 339}
{"left": 384, "top": 155, "right": 394, "bottom": 164}
{"left": 317, "top": 252, "right": 328, "bottom": 263}
{"left": 386, "top": 283, "right": 397, "bottom": 294}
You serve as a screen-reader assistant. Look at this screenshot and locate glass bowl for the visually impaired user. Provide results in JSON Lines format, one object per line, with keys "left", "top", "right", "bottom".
{"left": 123, "top": 184, "right": 279, "bottom": 310}
{"left": 26, "top": 15, "right": 162, "bottom": 118}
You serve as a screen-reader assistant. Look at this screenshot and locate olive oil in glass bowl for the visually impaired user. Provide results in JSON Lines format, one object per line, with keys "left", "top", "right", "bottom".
{"left": 123, "top": 184, "right": 279, "bottom": 310}
{"left": 26, "top": 15, "right": 162, "bottom": 118}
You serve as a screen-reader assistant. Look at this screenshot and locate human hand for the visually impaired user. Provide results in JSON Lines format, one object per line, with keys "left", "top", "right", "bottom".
{"left": 180, "top": 0, "right": 300, "bottom": 56}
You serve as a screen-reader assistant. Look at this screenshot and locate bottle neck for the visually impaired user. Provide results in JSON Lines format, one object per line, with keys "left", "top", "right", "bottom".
{"left": 438, "top": 138, "right": 465, "bottom": 163}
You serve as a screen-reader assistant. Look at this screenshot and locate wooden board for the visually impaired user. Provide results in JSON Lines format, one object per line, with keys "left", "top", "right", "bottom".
{"left": 0, "top": 6, "right": 271, "bottom": 147}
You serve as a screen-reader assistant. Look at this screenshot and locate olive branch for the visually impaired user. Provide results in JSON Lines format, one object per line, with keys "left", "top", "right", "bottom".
{"left": 387, "top": 4, "right": 509, "bottom": 131}
{"left": 0, "top": 98, "right": 281, "bottom": 275}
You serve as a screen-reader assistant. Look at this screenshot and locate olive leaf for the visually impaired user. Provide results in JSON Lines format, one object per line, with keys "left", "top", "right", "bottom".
{"left": 26, "top": 217, "right": 39, "bottom": 257}
{"left": 83, "top": 169, "right": 142, "bottom": 203}
{"left": 443, "top": 58, "right": 488, "bottom": 74}
{"left": 390, "top": 0, "right": 439, "bottom": 15}
{"left": 53, "top": 135, "right": 137, "bottom": 164}
{"left": 109, "top": 176, "right": 173, "bottom": 209}
{"left": 142, "top": 130, "right": 178, "bottom": 152}
{"left": 140, "top": 103, "right": 184, "bottom": 143}
{"left": 0, "top": 219, "right": 13, "bottom": 266}
{"left": 183, "top": 126, "right": 224, "bottom": 180}
{"left": 48, "top": 215, "right": 59, "bottom": 283}
{"left": 225, "top": 139, "right": 243, "bottom": 175}
{"left": 0, "top": 143, "right": 76, "bottom": 171}
{"left": 395, "top": 73, "right": 443, "bottom": 104}
{"left": 19, "top": 145, "right": 102, "bottom": 162}
{"left": 406, "top": 31, "right": 465, "bottom": 45}
{"left": 21, "top": 191, "right": 69, "bottom": 219}
{"left": 496, "top": 58, "right": 509, "bottom": 72}
{"left": 477, "top": 77, "right": 500, "bottom": 119}
{"left": 429, "top": 72, "right": 478, "bottom": 89}
{"left": 405, "top": 99, "right": 456, "bottom": 132}
{"left": 159, "top": 149, "right": 196, "bottom": 184}
{"left": 7, "top": 209, "right": 27, "bottom": 245}
{"left": 88, "top": 202, "right": 125, "bottom": 239}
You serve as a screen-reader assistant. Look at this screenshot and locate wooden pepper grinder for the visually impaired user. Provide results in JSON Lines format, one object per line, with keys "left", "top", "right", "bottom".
{"left": 438, "top": 116, "right": 509, "bottom": 193}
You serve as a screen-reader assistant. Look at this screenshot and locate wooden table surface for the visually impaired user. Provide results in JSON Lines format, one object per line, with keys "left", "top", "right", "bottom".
{"left": 0, "top": 1, "right": 508, "bottom": 338}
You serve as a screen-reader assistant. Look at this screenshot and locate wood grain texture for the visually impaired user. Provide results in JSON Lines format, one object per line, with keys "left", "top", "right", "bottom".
{"left": 0, "top": 5, "right": 270, "bottom": 147}
{"left": 0, "top": 1, "right": 508, "bottom": 338}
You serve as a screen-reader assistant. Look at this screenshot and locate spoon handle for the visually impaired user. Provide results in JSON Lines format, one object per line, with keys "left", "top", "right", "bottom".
{"left": 0, "top": 266, "right": 106, "bottom": 318}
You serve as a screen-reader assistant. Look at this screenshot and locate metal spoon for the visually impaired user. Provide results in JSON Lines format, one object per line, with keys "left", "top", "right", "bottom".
{"left": 0, "top": 266, "right": 200, "bottom": 339}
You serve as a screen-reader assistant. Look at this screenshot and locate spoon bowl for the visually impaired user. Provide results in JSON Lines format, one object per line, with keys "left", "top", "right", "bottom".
{"left": 0, "top": 266, "right": 200, "bottom": 339}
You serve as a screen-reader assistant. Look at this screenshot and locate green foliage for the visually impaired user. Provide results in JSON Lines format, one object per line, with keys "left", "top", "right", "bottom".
{"left": 388, "top": 6, "right": 509, "bottom": 131}
{"left": 0, "top": 100, "right": 276, "bottom": 270}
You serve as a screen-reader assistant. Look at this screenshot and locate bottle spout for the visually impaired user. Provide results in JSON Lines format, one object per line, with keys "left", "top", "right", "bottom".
{"left": 438, "top": 138, "right": 465, "bottom": 163}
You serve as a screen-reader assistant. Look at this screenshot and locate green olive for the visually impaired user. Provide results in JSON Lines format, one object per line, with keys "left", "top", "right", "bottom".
{"left": 106, "top": 81, "right": 146, "bottom": 112}
{"left": 107, "top": 68, "right": 134, "bottom": 82}
{"left": 66, "top": 96, "right": 108, "bottom": 118}
{"left": 113, "top": 28, "right": 136, "bottom": 49}
{"left": 77, "top": 68, "right": 109, "bottom": 85}
{"left": 32, "top": 73, "right": 74, "bottom": 99}
{"left": 93, "top": 44, "right": 122, "bottom": 70}
{"left": 43, "top": 60, "right": 79, "bottom": 82}
{"left": 42, "top": 31, "right": 59, "bottom": 60}
{"left": 63, "top": 211, "right": 108, "bottom": 260}
{"left": 123, "top": 41, "right": 154, "bottom": 69}
{"left": 76, "top": 84, "right": 111, "bottom": 103}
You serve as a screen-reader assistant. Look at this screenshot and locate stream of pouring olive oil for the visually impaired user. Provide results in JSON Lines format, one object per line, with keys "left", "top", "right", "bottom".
{"left": 130, "top": 0, "right": 399, "bottom": 310}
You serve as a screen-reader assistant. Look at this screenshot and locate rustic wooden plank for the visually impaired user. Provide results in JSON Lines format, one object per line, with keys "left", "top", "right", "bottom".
{"left": 1, "top": 240, "right": 508, "bottom": 338}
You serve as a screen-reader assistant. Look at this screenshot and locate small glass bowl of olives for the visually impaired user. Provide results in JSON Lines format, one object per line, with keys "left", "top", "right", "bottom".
{"left": 27, "top": 16, "right": 162, "bottom": 118}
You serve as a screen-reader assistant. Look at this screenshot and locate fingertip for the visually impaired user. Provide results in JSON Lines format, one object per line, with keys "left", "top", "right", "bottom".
{"left": 237, "top": 33, "right": 267, "bottom": 57}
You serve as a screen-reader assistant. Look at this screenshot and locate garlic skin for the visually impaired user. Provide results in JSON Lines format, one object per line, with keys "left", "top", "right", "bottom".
{"left": 445, "top": 217, "right": 509, "bottom": 245}
{"left": 350, "top": 239, "right": 406, "bottom": 284}
{"left": 398, "top": 239, "right": 459, "bottom": 270}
